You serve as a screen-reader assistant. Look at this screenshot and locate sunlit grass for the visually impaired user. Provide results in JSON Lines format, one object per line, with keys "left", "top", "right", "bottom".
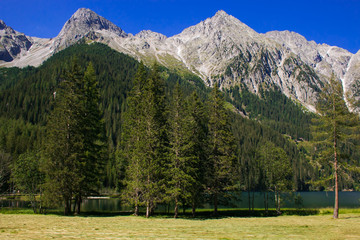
{"left": 0, "top": 212, "right": 359, "bottom": 239}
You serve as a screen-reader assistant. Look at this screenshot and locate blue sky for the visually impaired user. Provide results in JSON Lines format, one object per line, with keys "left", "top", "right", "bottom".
{"left": 1, "top": 0, "right": 359, "bottom": 53}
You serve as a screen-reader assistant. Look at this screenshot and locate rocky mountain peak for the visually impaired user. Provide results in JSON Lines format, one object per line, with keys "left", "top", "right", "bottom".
{"left": 72, "top": 8, "right": 95, "bottom": 18}
{"left": 214, "top": 10, "right": 230, "bottom": 18}
{"left": 59, "top": 8, "right": 127, "bottom": 38}
{"left": 0, "top": 20, "right": 7, "bottom": 30}
{"left": 52, "top": 8, "right": 127, "bottom": 52}
{"left": 0, "top": 19, "right": 33, "bottom": 62}
{"left": 0, "top": 20, "right": 16, "bottom": 35}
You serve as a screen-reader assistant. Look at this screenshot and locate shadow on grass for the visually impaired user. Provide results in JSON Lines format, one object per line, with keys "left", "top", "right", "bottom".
{"left": 0, "top": 207, "right": 320, "bottom": 219}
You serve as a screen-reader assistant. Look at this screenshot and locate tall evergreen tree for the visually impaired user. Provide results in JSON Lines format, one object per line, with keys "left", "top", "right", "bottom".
{"left": 186, "top": 91, "right": 208, "bottom": 216}
{"left": 206, "top": 84, "right": 236, "bottom": 215}
{"left": 43, "top": 60, "right": 106, "bottom": 215}
{"left": 312, "top": 74, "right": 359, "bottom": 219}
{"left": 167, "top": 83, "right": 197, "bottom": 218}
{"left": 122, "top": 63, "right": 168, "bottom": 218}
{"left": 73, "top": 62, "right": 107, "bottom": 214}
{"left": 122, "top": 63, "right": 148, "bottom": 216}
{"left": 42, "top": 60, "right": 84, "bottom": 215}
{"left": 142, "top": 64, "right": 168, "bottom": 218}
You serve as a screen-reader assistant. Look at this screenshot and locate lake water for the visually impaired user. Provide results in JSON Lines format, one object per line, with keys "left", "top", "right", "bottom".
{"left": 2, "top": 192, "right": 360, "bottom": 211}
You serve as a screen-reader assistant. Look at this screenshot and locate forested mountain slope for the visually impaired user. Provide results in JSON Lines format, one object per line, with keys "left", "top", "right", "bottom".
{"left": 0, "top": 43, "right": 350, "bottom": 194}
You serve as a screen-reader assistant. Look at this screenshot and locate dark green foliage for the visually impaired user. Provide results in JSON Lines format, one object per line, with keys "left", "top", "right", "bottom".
{"left": 2, "top": 41, "right": 352, "bottom": 214}
{"left": 185, "top": 91, "right": 208, "bottom": 216}
{"left": 225, "top": 85, "right": 313, "bottom": 140}
{"left": 42, "top": 60, "right": 106, "bottom": 215}
{"left": 42, "top": 61, "right": 84, "bottom": 214}
{"left": 120, "top": 63, "right": 148, "bottom": 215}
{"left": 167, "top": 83, "right": 203, "bottom": 218}
{"left": 11, "top": 151, "right": 44, "bottom": 213}
{"left": 230, "top": 112, "right": 313, "bottom": 193}
{"left": 206, "top": 84, "right": 236, "bottom": 215}
{"left": 0, "top": 43, "right": 139, "bottom": 149}
{"left": 0, "top": 117, "right": 44, "bottom": 193}
{"left": 122, "top": 63, "right": 169, "bottom": 218}
{"left": 311, "top": 75, "right": 360, "bottom": 218}
{"left": 257, "top": 142, "right": 293, "bottom": 213}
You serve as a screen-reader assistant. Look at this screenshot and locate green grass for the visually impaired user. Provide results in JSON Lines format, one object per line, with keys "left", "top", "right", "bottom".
{"left": 0, "top": 213, "right": 359, "bottom": 239}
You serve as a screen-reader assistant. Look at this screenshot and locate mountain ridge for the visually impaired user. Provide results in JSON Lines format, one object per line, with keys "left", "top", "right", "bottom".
{"left": 0, "top": 8, "right": 358, "bottom": 111}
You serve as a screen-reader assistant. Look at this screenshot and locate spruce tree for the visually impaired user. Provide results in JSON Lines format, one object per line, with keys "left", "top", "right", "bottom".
{"left": 142, "top": 64, "right": 168, "bottom": 217}
{"left": 73, "top": 62, "right": 106, "bottom": 214}
{"left": 186, "top": 91, "right": 208, "bottom": 216}
{"left": 43, "top": 60, "right": 84, "bottom": 215}
{"left": 122, "top": 63, "right": 168, "bottom": 218}
{"left": 167, "top": 83, "right": 197, "bottom": 218}
{"left": 122, "top": 63, "right": 148, "bottom": 216}
{"left": 206, "top": 84, "right": 236, "bottom": 215}
{"left": 43, "top": 60, "right": 106, "bottom": 215}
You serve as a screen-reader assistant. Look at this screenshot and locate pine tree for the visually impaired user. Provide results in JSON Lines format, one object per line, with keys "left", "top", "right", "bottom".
{"left": 122, "top": 63, "right": 168, "bottom": 218}
{"left": 186, "top": 91, "right": 208, "bottom": 216}
{"left": 206, "top": 84, "right": 236, "bottom": 215}
{"left": 73, "top": 62, "right": 106, "bottom": 214}
{"left": 122, "top": 63, "right": 147, "bottom": 216}
{"left": 43, "top": 60, "right": 106, "bottom": 215}
{"left": 42, "top": 60, "right": 84, "bottom": 215}
{"left": 167, "top": 83, "right": 197, "bottom": 218}
{"left": 312, "top": 74, "right": 359, "bottom": 219}
{"left": 142, "top": 64, "right": 168, "bottom": 218}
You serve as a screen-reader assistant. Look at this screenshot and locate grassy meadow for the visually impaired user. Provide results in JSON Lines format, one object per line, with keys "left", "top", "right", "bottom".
{"left": 0, "top": 210, "right": 360, "bottom": 239}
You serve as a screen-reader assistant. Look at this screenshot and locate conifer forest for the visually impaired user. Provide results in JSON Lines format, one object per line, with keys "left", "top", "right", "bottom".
{"left": 1, "top": 43, "right": 359, "bottom": 218}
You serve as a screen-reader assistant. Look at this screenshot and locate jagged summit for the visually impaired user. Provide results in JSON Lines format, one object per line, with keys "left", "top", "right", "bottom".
{"left": 1, "top": 8, "right": 359, "bottom": 112}
{"left": 67, "top": 8, "right": 126, "bottom": 37}
{"left": 214, "top": 10, "right": 228, "bottom": 17}
{"left": 0, "top": 20, "right": 16, "bottom": 34}
{"left": 0, "top": 20, "right": 32, "bottom": 62}
{"left": 0, "top": 20, "right": 8, "bottom": 30}
{"left": 53, "top": 8, "right": 127, "bottom": 52}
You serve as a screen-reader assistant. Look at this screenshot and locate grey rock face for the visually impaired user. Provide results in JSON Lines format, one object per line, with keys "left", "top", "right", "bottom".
{"left": 0, "top": 20, "right": 32, "bottom": 62}
{"left": 1, "top": 9, "right": 359, "bottom": 112}
{"left": 264, "top": 30, "right": 353, "bottom": 81}
{"left": 52, "top": 8, "right": 127, "bottom": 52}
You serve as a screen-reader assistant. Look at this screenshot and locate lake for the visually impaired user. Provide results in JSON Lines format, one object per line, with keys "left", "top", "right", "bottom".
{"left": 1, "top": 191, "right": 360, "bottom": 211}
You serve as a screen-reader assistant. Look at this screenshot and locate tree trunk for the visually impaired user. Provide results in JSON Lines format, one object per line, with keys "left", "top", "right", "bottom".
{"left": 64, "top": 198, "right": 71, "bottom": 215}
{"left": 277, "top": 192, "right": 281, "bottom": 215}
{"left": 174, "top": 197, "right": 179, "bottom": 218}
{"left": 192, "top": 201, "right": 196, "bottom": 218}
{"left": 76, "top": 196, "right": 81, "bottom": 215}
{"left": 333, "top": 144, "right": 339, "bottom": 219}
{"left": 182, "top": 199, "right": 186, "bottom": 215}
{"left": 252, "top": 191, "right": 255, "bottom": 211}
{"left": 134, "top": 204, "right": 139, "bottom": 216}
{"left": 134, "top": 191, "right": 139, "bottom": 216}
{"left": 214, "top": 193, "right": 218, "bottom": 216}
{"left": 333, "top": 87, "right": 339, "bottom": 219}
{"left": 146, "top": 200, "right": 150, "bottom": 218}
{"left": 263, "top": 192, "right": 267, "bottom": 212}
